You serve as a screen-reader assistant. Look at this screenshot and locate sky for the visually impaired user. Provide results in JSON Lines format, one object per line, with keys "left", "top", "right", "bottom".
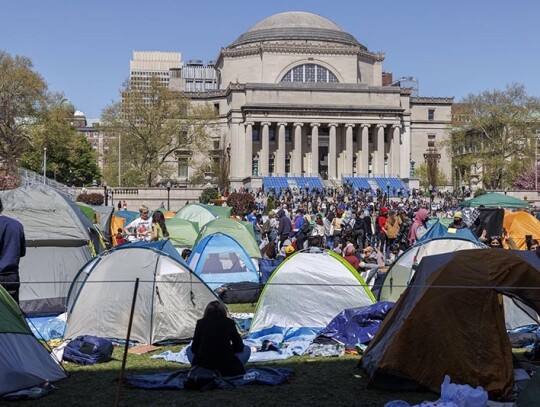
{"left": 2, "top": 0, "right": 540, "bottom": 118}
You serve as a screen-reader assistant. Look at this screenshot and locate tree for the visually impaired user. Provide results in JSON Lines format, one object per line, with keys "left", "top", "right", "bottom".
{"left": 19, "top": 98, "right": 101, "bottom": 186}
{"left": 0, "top": 51, "right": 48, "bottom": 177}
{"left": 200, "top": 187, "right": 218, "bottom": 204}
{"left": 226, "top": 192, "right": 255, "bottom": 217}
{"left": 101, "top": 78, "right": 218, "bottom": 187}
{"left": 414, "top": 163, "right": 448, "bottom": 191}
{"left": 449, "top": 83, "right": 540, "bottom": 190}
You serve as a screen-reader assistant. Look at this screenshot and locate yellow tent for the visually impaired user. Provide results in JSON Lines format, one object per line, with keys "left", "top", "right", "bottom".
{"left": 110, "top": 215, "right": 126, "bottom": 246}
{"left": 503, "top": 211, "right": 540, "bottom": 250}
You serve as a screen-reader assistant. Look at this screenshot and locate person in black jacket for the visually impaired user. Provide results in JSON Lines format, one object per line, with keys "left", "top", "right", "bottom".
{"left": 186, "top": 301, "right": 250, "bottom": 376}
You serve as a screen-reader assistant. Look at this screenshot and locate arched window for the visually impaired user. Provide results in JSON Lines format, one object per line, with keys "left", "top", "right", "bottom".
{"left": 281, "top": 64, "right": 339, "bottom": 83}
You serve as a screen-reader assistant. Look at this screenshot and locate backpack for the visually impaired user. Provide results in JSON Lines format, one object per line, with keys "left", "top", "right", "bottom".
{"left": 63, "top": 335, "right": 114, "bottom": 365}
{"left": 300, "top": 217, "right": 312, "bottom": 235}
{"left": 184, "top": 366, "right": 221, "bottom": 391}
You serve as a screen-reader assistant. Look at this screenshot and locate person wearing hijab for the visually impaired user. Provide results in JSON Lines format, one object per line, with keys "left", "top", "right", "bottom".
{"left": 408, "top": 208, "right": 430, "bottom": 246}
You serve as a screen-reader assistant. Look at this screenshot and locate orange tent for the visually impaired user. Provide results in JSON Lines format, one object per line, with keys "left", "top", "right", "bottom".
{"left": 503, "top": 210, "right": 540, "bottom": 250}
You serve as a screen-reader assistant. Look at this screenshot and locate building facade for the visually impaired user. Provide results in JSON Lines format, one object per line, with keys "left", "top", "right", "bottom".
{"left": 170, "top": 12, "right": 453, "bottom": 189}
{"left": 129, "top": 51, "right": 182, "bottom": 89}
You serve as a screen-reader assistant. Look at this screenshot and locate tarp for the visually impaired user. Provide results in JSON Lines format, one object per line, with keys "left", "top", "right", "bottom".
{"left": 316, "top": 302, "right": 394, "bottom": 349}
{"left": 460, "top": 192, "right": 529, "bottom": 208}
{"left": 362, "top": 249, "right": 540, "bottom": 399}
{"left": 503, "top": 210, "right": 540, "bottom": 250}
{"left": 175, "top": 203, "right": 231, "bottom": 229}
{"left": 0, "top": 185, "right": 104, "bottom": 316}
{"left": 65, "top": 240, "right": 218, "bottom": 344}
{"left": 0, "top": 285, "right": 66, "bottom": 396}
{"left": 195, "top": 218, "right": 261, "bottom": 259}
{"left": 188, "top": 233, "right": 259, "bottom": 291}
{"left": 249, "top": 251, "right": 375, "bottom": 342}
{"left": 165, "top": 218, "right": 199, "bottom": 249}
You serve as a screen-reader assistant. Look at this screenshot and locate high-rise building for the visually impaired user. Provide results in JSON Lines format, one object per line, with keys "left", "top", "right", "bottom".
{"left": 129, "top": 51, "right": 182, "bottom": 89}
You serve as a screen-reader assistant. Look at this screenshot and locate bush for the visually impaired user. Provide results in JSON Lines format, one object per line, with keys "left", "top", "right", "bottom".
{"left": 77, "top": 193, "right": 104, "bottom": 205}
{"left": 0, "top": 175, "right": 20, "bottom": 190}
{"left": 200, "top": 187, "right": 218, "bottom": 204}
{"left": 227, "top": 192, "right": 255, "bottom": 217}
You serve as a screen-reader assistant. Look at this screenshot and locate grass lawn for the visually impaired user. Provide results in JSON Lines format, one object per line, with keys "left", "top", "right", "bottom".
{"left": 15, "top": 304, "right": 436, "bottom": 406}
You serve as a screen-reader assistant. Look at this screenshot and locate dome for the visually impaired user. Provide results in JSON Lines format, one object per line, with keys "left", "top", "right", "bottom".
{"left": 74, "top": 110, "right": 85, "bottom": 117}
{"left": 229, "top": 12, "right": 364, "bottom": 49}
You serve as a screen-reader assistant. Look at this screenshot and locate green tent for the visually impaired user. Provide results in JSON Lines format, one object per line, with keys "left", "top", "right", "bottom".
{"left": 175, "top": 203, "right": 232, "bottom": 229}
{"left": 165, "top": 218, "right": 199, "bottom": 249}
{"left": 77, "top": 202, "right": 97, "bottom": 222}
{"left": 195, "top": 218, "right": 261, "bottom": 258}
{"left": 460, "top": 192, "right": 529, "bottom": 208}
{"left": 0, "top": 286, "right": 66, "bottom": 395}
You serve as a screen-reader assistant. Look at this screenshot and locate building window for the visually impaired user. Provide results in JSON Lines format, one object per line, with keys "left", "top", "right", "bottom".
{"left": 285, "top": 127, "right": 291, "bottom": 142}
{"left": 178, "top": 157, "right": 189, "bottom": 178}
{"left": 269, "top": 155, "right": 275, "bottom": 174}
{"left": 281, "top": 64, "right": 339, "bottom": 83}
{"left": 428, "top": 109, "right": 435, "bottom": 121}
{"left": 252, "top": 155, "right": 259, "bottom": 176}
{"left": 428, "top": 134, "right": 436, "bottom": 148}
{"left": 252, "top": 127, "right": 260, "bottom": 142}
{"left": 213, "top": 140, "right": 220, "bottom": 150}
{"left": 285, "top": 155, "right": 291, "bottom": 174}
{"left": 269, "top": 127, "right": 275, "bottom": 142}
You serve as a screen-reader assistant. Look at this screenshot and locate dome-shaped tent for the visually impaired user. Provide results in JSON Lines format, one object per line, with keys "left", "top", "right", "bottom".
{"left": 175, "top": 203, "right": 231, "bottom": 230}
{"left": 165, "top": 218, "right": 199, "bottom": 249}
{"left": 188, "top": 233, "right": 259, "bottom": 291}
{"left": 249, "top": 251, "right": 375, "bottom": 342}
{"left": 503, "top": 210, "right": 540, "bottom": 250}
{"left": 65, "top": 241, "right": 219, "bottom": 344}
{"left": 195, "top": 218, "right": 260, "bottom": 259}
{"left": 0, "top": 185, "right": 104, "bottom": 316}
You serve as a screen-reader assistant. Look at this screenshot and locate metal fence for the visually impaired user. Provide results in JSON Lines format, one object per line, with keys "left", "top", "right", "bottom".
{"left": 18, "top": 168, "right": 78, "bottom": 200}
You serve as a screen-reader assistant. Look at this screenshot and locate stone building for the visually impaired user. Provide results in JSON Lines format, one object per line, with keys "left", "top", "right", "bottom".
{"left": 171, "top": 11, "right": 453, "bottom": 189}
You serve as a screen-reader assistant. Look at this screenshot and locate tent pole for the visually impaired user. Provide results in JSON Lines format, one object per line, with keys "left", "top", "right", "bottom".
{"left": 114, "top": 278, "right": 139, "bottom": 407}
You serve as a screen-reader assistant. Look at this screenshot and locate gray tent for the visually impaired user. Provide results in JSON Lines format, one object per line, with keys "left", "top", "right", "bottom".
{"left": 0, "top": 185, "right": 104, "bottom": 316}
{"left": 65, "top": 241, "right": 220, "bottom": 344}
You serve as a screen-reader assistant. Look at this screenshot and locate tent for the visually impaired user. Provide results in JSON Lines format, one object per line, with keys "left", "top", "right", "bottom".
{"left": 362, "top": 249, "right": 540, "bottom": 400}
{"left": 0, "top": 285, "right": 66, "bottom": 396}
{"left": 378, "top": 236, "right": 485, "bottom": 302}
{"left": 175, "top": 203, "right": 232, "bottom": 229}
{"left": 0, "top": 185, "right": 104, "bottom": 316}
{"left": 195, "top": 218, "right": 261, "bottom": 259}
{"left": 65, "top": 240, "right": 219, "bottom": 344}
{"left": 460, "top": 192, "right": 529, "bottom": 208}
{"left": 420, "top": 219, "right": 480, "bottom": 243}
{"left": 188, "top": 233, "right": 259, "bottom": 291}
{"left": 165, "top": 218, "right": 199, "bottom": 249}
{"left": 249, "top": 251, "right": 375, "bottom": 341}
{"left": 503, "top": 210, "right": 540, "bottom": 250}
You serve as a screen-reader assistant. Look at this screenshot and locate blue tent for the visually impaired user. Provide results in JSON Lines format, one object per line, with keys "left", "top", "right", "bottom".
{"left": 419, "top": 219, "right": 480, "bottom": 243}
{"left": 187, "top": 233, "right": 259, "bottom": 291}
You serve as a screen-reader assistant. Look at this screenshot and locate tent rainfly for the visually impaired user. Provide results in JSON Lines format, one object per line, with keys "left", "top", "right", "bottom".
{"left": 175, "top": 203, "right": 231, "bottom": 230}
{"left": 460, "top": 192, "right": 529, "bottom": 208}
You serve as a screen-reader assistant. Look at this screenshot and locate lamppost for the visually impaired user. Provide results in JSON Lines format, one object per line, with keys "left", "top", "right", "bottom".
{"left": 43, "top": 147, "right": 47, "bottom": 183}
{"left": 166, "top": 181, "right": 171, "bottom": 211}
{"left": 429, "top": 184, "right": 433, "bottom": 215}
{"left": 460, "top": 181, "right": 466, "bottom": 199}
{"left": 111, "top": 189, "right": 114, "bottom": 209}
{"left": 386, "top": 180, "right": 391, "bottom": 206}
{"left": 103, "top": 182, "right": 108, "bottom": 206}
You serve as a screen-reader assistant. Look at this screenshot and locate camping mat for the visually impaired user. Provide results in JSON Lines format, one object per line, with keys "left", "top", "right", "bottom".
{"left": 126, "top": 367, "right": 293, "bottom": 390}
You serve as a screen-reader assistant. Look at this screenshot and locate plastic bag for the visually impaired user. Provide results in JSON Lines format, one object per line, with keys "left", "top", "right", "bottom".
{"left": 440, "top": 375, "right": 488, "bottom": 407}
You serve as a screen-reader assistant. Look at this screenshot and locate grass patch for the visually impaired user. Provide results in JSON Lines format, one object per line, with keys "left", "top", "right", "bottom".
{"left": 16, "top": 346, "right": 436, "bottom": 406}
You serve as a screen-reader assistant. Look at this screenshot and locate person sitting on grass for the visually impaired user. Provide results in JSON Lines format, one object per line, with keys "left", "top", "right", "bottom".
{"left": 186, "top": 301, "right": 250, "bottom": 376}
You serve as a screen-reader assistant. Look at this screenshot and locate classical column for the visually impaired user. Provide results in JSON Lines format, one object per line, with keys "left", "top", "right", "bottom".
{"left": 276, "top": 122, "right": 287, "bottom": 175}
{"left": 400, "top": 118, "right": 411, "bottom": 178}
{"left": 328, "top": 123, "right": 338, "bottom": 179}
{"left": 359, "top": 124, "right": 370, "bottom": 176}
{"left": 391, "top": 124, "right": 401, "bottom": 177}
{"left": 245, "top": 122, "right": 254, "bottom": 176}
{"left": 230, "top": 122, "right": 240, "bottom": 178}
{"left": 375, "top": 124, "right": 386, "bottom": 176}
{"left": 310, "top": 123, "right": 320, "bottom": 175}
{"left": 293, "top": 122, "right": 303, "bottom": 175}
{"left": 260, "top": 122, "right": 270, "bottom": 176}
{"left": 345, "top": 124, "right": 355, "bottom": 175}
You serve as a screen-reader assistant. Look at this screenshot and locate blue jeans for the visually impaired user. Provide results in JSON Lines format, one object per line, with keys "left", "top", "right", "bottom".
{"left": 185, "top": 345, "right": 251, "bottom": 366}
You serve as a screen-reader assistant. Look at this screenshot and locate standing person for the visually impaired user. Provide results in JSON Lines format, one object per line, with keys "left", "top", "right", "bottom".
{"left": 377, "top": 207, "right": 389, "bottom": 253}
{"left": 117, "top": 200, "right": 122, "bottom": 211}
{"left": 408, "top": 208, "right": 430, "bottom": 246}
{"left": 122, "top": 200, "right": 128, "bottom": 211}
{"left": 385, "top": 210, "right": 402, "bottom": 257}
{"left": 150, "top": 211, "right": 169, "bottom": 241}
{"left": 276, "top": 208, "right": 292, "bottom": 250}
{"left": 186, "top": 301, "right": 250, "bottom": 376}
{"left": 126, "top": 205, "right": 152, "bottom": 242}
{"left": 0, "top": 198, "right": 26, "bottom": 304}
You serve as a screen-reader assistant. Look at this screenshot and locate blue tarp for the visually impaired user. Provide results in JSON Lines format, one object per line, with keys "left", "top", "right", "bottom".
{"left": 419, "top": 220, "right": 480, "bottom": 243}
{"left": 126, "top": 367, "right": 293, "bottom": 390}
{"left": 316, "top": 302, "right": 394, "bottom": 349}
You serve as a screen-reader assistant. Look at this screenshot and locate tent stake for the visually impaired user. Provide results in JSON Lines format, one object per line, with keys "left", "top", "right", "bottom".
{"left": 115, "top": 278, "right": 139, "bottom": 407}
